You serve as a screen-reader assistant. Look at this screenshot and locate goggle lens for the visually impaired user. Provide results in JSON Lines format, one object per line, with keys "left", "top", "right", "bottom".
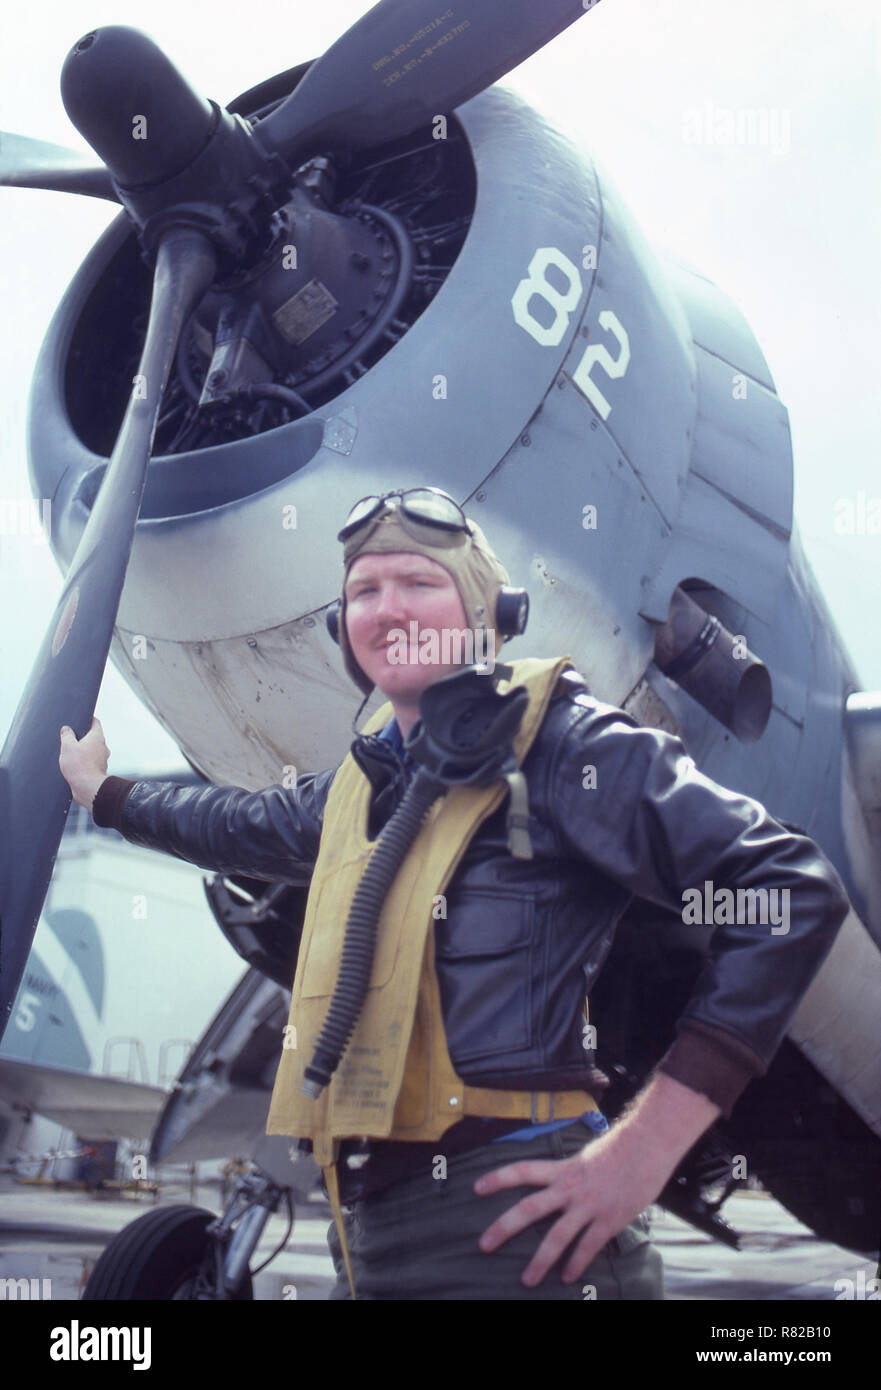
{"left": 338, "top": 488, "right": 469, "bottom": 542}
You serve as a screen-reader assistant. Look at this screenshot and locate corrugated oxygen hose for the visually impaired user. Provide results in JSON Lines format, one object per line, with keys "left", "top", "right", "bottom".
{"left": 301, "top": 764, "right": 445, "bottom": 1098}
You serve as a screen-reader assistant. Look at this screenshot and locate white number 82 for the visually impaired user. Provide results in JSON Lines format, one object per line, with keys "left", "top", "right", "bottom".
{"left": 510, "top": 247, "right": 630, "bottom": 421}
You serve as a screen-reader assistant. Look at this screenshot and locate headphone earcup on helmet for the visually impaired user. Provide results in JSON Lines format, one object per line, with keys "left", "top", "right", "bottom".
{"left": 495, "top": 587, "right": 529, "bottom": 637}
{"left": 326, "top": 602, "right": 341, "bottom": 645}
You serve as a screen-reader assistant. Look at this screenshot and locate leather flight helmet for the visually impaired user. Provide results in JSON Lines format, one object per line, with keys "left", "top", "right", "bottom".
{"left": 326, "top": 494, "right": 529, "bottom": 696}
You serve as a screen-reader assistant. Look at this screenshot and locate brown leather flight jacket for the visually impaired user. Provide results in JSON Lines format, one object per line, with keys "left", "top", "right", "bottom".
{"left": 94, "top": 667, "right": 852, "bottom": 1118}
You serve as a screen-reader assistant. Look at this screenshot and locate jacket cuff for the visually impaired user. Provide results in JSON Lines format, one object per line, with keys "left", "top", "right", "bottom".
{"left": 92, "top": 776, "right": 138, "bottom": 829}
{"left": 654, "top": 1019, "right": 767, "bottom": 1118}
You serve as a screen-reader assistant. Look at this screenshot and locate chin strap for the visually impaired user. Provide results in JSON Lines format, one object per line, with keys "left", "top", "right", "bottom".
{"left": 350, "top": 687, "right": 374, "bottom": 738}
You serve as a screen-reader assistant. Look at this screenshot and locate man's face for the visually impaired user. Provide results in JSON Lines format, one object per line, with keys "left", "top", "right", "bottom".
{"left": 344, "top": 551, "right": 471, "bottom": 701}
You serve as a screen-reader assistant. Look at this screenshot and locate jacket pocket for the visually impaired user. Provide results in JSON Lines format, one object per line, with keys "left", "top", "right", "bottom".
{"left": 434, "top": 887, "right": 535, "bottom": 1062}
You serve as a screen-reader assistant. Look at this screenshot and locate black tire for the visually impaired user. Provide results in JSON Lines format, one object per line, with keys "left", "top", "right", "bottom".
{"left": 82, "top": 1204, "right": 254, "bottom": 1300}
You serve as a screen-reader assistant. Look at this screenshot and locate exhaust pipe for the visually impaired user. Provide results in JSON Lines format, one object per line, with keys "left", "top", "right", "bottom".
{"left": 654, "top": 587, "right": 772, "bottom": 743}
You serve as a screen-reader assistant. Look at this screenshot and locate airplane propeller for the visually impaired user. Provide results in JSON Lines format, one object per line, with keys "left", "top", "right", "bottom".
{"left": 0, "top": 0, "right": 602, "bottom": 1037}
{"left": 0, "top": 228, "right": 216, "bottom": 1036}
{"left": 257, "top": 0, "right": 596, "bottom": 167}
{"left": 0, "top": 132, "right": 117, "bottom": 200}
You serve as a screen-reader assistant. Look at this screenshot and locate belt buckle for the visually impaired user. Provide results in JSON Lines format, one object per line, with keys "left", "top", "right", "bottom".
{"left": 529, "top": 1092, "right": 555, "bottom": 1124}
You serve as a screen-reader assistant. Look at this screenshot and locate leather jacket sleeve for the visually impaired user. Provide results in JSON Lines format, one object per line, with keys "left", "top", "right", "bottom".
{"left": 547, "top": 694, "right": 852, "bottom": 1111}
{"left": 91, "top": 766, "right": 338, "bottom": 886}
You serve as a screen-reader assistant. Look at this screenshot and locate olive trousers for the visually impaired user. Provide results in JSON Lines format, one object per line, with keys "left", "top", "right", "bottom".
{"left": 327, "top": 1119, "right": 664, "bottom": 1300}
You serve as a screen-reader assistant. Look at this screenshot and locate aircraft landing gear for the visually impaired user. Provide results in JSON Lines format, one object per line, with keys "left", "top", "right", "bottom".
{"left": 82, "top": 1162, "right": 293, "bottom": 1300}
{"left": 82, "top": 1138, "right": 318, "bottom": 1299}
{"left": 82, "top": 1204, "right": 255, "bottom": 1299}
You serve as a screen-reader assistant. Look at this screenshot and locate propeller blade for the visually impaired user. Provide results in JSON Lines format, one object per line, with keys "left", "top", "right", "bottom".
{"left": 258, "top": 0, "right": 599, "bottom": 164}
{"left": 0, "top": 131, "right": 118, "bottom": 200}
{"left": 0, "top": 227, "right": 216, "bottom": 1041}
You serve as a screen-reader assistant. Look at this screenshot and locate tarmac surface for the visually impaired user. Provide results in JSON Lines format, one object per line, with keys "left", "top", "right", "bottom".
{"left": 1, "top": 1172, "right": 877, "bottom": 1301}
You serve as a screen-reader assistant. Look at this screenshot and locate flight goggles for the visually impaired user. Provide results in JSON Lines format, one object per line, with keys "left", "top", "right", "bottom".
{"left": 337, "top": 487, "right": 473, "bottom": 545}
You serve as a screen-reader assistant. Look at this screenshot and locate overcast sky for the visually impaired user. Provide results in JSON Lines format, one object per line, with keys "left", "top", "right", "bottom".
{"left": 1, "top": 0, "right": 879, "bottom": 774}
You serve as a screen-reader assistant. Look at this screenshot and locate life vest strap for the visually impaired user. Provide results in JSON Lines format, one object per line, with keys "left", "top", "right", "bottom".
{"left": 460, "top": 1087, "right": 599, "bottom": 1123}
{"left": 321, "top": 1147, "right": 359, "bottom": 1301}
{"left": 322, "top": 1088, "right": 599, "bottom": 1300}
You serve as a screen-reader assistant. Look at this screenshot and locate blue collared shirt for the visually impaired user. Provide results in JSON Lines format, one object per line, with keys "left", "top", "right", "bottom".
{"left": 377, "top": 715, "right": 406, "bottom": 756}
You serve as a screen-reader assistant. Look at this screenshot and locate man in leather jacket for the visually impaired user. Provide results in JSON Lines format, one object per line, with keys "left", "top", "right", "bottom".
{"left": 60, "top": 489, "right": 851, "bottom": 1300}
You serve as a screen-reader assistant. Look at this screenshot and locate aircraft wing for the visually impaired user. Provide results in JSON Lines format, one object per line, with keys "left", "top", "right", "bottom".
{"left": 0, "top": 1056, "right": 165, "bottom": 1140}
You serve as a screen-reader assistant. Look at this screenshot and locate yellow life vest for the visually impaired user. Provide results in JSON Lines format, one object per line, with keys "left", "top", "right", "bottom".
{"left": 265, "top": 655, "right": 599, "bottom": 1296}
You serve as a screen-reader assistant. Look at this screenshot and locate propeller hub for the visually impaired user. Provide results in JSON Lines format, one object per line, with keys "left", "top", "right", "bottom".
{"left": 61, "top": 26, "right": 216, "bottom": 189}
{"left": 61, "top": 25, "right": 293, "bottom": 270}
